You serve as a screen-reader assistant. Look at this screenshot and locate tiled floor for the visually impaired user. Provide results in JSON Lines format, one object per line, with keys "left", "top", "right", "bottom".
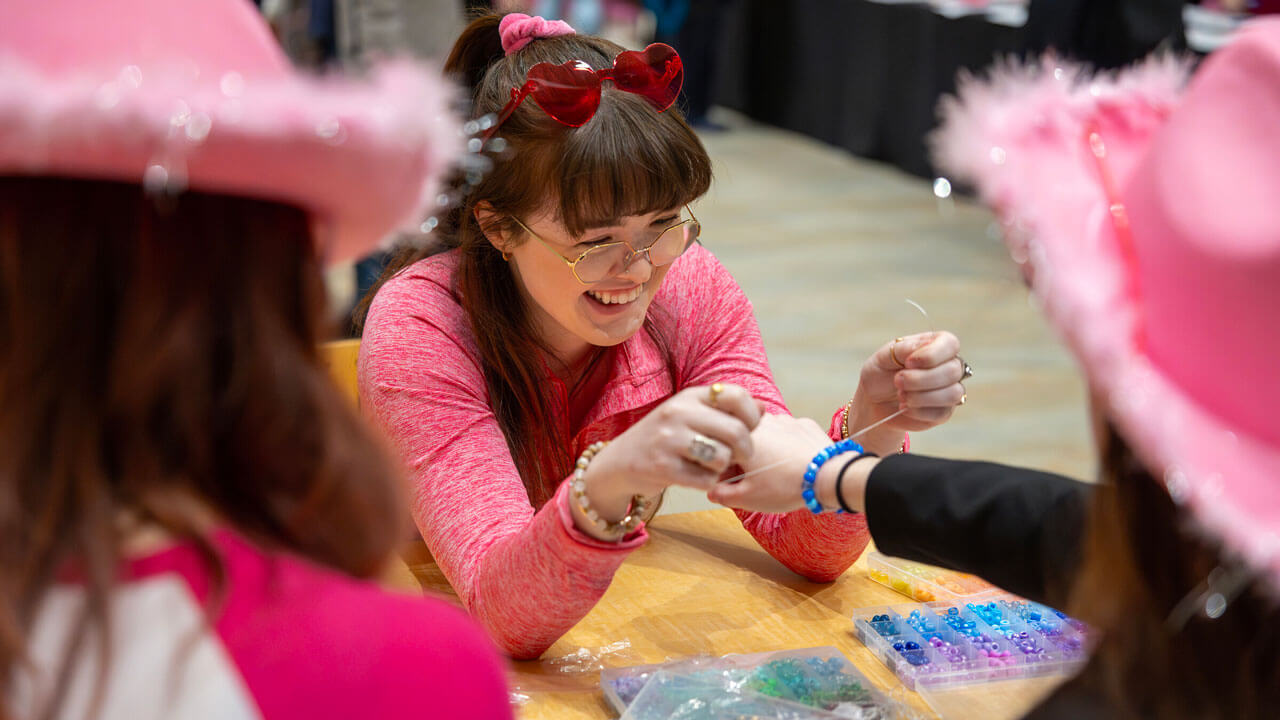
{"left": 661, "top": 111, "right": 1093, "bottom": 514}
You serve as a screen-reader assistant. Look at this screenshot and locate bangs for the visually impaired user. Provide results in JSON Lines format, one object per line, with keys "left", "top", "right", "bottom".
{"left": 552, "top": 91, "right": 712, "bottom": 235}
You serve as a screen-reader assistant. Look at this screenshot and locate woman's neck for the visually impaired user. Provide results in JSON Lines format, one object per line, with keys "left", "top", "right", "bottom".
{"left": 529, "top": 309, "right": 597, "bottom": 382}
{"left": 547, "top": 339, "right": 601, "bottom": 385}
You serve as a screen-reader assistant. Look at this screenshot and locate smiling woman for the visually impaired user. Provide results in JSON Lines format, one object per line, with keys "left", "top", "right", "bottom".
{"left": 356, "top": 12, "right": 968, "bottom": 660}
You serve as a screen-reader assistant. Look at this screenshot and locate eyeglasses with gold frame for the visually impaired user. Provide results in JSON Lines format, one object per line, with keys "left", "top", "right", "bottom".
{"left": 511, "top": 206, "right": 701, "bottom": 285}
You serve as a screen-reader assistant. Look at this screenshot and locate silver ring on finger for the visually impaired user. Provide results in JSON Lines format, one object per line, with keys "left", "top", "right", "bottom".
{"left": 687, "top": 433, "right": 721, "bottom": 466}
{"left": 958, "top": 355, "right": 974, "bottom": 380}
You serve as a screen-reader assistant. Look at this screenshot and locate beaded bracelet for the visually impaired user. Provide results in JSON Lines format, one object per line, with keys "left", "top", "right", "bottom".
{"left": 802, "top": 438, "right": 865, "bottom": 514}
{"left": 571, "top": 441, "right": 648, "bottom": 538}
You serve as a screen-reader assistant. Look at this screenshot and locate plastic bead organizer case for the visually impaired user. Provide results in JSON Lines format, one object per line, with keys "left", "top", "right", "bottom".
{"left": 866, "top": 551, "right": 995, "bottom": 603}
{"left": 852, "top": 596, "right": 1091, "bottom": 691}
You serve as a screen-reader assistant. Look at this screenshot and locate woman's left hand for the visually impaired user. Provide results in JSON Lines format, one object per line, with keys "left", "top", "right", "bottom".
{"left": 707, "top": 413, "right": 830, "bottom": 513}
{"left": 845, "top": 331, "right": 967, "bottom": 455}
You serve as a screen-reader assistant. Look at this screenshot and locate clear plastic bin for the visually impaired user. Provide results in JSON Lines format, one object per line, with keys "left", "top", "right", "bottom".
{"left": 851, "top": 597, "right": 1090, "bottom": 691}
{"left": 866, "top": 551, "right": 996, "bottom": 603}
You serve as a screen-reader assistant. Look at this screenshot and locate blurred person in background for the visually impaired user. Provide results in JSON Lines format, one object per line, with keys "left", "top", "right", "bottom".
{"left": 0, "top": 1, "right": 512, "bottom": 718}
{"left": 333, "top": 0, "right": 466, "bottom": 332}
{"left": 357, "top": 12, "right": 967, "bottom": 659}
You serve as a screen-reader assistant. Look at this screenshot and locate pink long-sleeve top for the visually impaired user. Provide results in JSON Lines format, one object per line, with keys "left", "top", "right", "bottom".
{"left": 359, "top": 244, "right": 870, "bottom": 659}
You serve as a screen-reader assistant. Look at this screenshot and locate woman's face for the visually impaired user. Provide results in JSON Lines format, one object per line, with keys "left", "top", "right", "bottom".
{"left": 501, "top": 204, "right": 686, "bottom": 357}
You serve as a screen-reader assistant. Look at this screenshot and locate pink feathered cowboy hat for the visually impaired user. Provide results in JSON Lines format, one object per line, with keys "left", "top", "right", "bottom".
{"left": 934, "top": 20, "right": 1280, "bottom": 590}
{"left": 0, "top": 0, "right": 459, "bottom": 262}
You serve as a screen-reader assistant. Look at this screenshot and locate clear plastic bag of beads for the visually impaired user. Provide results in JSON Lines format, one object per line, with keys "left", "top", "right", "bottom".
{"left": 601, "top": 646, "right": 912, "bottom": 718}
{"left": 619, "top": 672, "right": 846, "bottom": 720}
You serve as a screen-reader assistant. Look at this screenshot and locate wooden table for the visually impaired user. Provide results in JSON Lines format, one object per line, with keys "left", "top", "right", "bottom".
{"left": 388, "top": 509, "right": 1064, "bottom": 719}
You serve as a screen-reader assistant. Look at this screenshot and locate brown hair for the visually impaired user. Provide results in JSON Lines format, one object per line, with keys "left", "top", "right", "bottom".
{"left": 1062, "top": 425, "right": 1280, "bottom": 718}
{"left": 0, "top": 176, "right": 406, "bottom": 719}
{"left": 359, "top": 13, "right": 712, "bottom": 505}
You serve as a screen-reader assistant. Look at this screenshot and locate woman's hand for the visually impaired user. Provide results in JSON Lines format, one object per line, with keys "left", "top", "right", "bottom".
{"left": 707, "top": 413, "right": 828, "bottom": 513}
{"left": 576, "top": 383, "right": 762, "bottom": 536}
{"left": 707, "top": 413, "right": 884, "bottom": 515}
{"left": 845, "top": 331, "right": 967, "bottom": 455}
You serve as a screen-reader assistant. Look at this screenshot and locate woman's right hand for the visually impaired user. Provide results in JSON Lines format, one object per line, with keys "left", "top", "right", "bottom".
{"left": 577, "top": 383, "right": 762, "bottom": 534}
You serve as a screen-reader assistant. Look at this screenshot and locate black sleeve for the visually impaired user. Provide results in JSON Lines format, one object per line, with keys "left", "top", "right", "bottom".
{"left": 863, "top": 453, "right": 1094, "bottom": 608}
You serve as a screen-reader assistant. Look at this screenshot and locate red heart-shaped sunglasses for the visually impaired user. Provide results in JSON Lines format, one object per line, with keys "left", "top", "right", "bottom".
{"left": 481, "top": 43, "right": 683, "bottom": 142}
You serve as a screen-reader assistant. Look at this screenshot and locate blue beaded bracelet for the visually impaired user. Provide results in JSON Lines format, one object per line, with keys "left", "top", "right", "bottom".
{"left": 802, "top": 438, "right": 865, "bottom": 514}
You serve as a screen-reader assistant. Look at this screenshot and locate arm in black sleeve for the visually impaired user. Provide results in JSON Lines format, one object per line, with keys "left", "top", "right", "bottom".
{"left": 863, "top": 453, "right": 1094, "bottom": 608}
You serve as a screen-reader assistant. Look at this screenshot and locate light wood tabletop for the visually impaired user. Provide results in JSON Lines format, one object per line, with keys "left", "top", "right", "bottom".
{"left": 388, "top": 509, "right": 1065, "bottom": 719}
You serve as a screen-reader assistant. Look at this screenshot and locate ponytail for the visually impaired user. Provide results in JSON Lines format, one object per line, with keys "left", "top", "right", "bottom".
{"left": 444, "top": 13, "right": 506, "bottom": 98}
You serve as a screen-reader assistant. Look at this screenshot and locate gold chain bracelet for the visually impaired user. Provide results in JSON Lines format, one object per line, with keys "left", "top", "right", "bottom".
{"left": 841, "top": 401, "right": 908, "bottom": 454}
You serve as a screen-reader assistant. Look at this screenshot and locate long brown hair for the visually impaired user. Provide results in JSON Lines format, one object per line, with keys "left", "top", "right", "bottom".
{"left": 0, "top": 176, "right": 406, "bottom": 719}
{"left": 1062, "top": 425, "right": 1280, "bottom": 718}
{"left": 359, "top": 13, "right": 712, "bottom": 505}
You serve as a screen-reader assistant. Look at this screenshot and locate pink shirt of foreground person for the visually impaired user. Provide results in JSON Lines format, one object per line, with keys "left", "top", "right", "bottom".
{"left": 23, "top": 530, "right": 512, "bottom": 720}
{"left": 360, "top": 244, "right": 870, "bottom": 659}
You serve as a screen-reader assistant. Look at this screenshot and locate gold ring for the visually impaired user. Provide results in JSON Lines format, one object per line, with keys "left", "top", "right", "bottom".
{"left": 889, "top": 338, "right": 906, "bottom": 369}
{"left": 708, "top": 382, "right": 724, "bottom": 407}
{"left": 960, "top": 392, "right": 968, "bottom": 406}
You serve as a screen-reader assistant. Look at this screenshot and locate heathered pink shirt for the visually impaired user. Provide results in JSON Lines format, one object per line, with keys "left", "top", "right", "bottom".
{"left": 359, "top": 244, "right": 870, "bottom": 659}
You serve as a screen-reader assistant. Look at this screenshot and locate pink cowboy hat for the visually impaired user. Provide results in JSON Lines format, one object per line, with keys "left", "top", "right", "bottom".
{"left": 933, "top": 20, "right": 1280, "bottom": 590}
{"left": 0, "top": 0, "right": 459, "bottom": 263}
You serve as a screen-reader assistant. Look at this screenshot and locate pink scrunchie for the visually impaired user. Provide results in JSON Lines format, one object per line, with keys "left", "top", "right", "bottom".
{"left": 499, "top": 13, "right": 576, "bottom": 55}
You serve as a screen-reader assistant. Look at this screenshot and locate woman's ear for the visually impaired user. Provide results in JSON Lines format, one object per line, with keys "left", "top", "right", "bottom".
{"left": 473, "top": 201, "right": 511, "bottom": 255}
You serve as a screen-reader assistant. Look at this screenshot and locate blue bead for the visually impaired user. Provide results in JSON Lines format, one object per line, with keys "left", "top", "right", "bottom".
{"left": 807, "top": 463, "right": 819, "bottom": 474}
{"left": 802, "top": 489, "right": 815, "bottom": 501}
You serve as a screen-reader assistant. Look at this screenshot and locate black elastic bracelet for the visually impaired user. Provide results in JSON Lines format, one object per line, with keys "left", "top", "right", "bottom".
{"left": 835, "top": 453, "right": 879, "bottom": 514}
